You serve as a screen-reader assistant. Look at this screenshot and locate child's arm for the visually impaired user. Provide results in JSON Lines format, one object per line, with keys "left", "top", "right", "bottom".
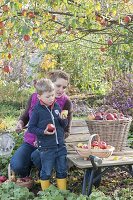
{"left": 28, "top": 109, "right": 44, "bottom": 136}
{"left": 58, "top": 117, "right": 68, "bottom": 128}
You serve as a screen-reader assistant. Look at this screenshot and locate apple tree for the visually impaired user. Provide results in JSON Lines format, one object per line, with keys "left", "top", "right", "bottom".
{"left": 0, "top": 0, "right": 132, "bottom": 90}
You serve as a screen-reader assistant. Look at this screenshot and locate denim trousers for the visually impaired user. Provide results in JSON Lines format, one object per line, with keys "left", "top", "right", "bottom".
{"left": 31, "top": 149, "right": 42, "bottom": 170}
{"left": 10, "top": 142, "right": 36, "bottom": 177}
{"left": 40, "top": 145, "right": 67, "bottom": 180}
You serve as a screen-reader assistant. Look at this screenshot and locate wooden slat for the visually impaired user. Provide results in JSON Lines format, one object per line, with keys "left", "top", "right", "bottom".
{"left": 70, "top": 126, "right": 89, "bottom": 134}
{"left": 65, "top": 133, "right": 90, "bottom": 143}
{"left": 72, "top": 120, "right": 88, "bottom": 127}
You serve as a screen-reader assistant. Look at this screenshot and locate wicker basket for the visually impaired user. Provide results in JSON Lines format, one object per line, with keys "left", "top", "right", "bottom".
{"left": 86, "top": 109, "right": 132, "bottom": 151}
{"left": 75, "top": 134, "right": 115, "bottom": 159}
{"left": 8, "top": 164, "right": 33, "bottom": 189}
{"left": 15, "top": 178, "right": 33, "bottom": 189}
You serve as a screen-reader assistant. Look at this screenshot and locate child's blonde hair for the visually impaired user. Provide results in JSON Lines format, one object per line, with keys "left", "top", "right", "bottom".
{"left": 36, "top": 78, "right": 54, "bottom": 95}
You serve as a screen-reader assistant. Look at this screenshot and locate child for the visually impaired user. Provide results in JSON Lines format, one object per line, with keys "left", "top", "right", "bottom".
{"left": 10, "top": 70, "right": 73, "bottom": 178}
{"left": 28, "top": 78, "right": 68, "bottom": 190}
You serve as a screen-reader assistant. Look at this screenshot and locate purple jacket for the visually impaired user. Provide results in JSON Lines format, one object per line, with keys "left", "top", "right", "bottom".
{"left": 24, "top": 93, "right": 68, "bottom": 146}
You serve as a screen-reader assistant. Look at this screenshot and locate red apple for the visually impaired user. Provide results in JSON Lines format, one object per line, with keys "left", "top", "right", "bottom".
{"left": 23, "top": 34, "right": 30, "bottom": 41}
{"left": 113, "top": 113, "right": 118, "bottom": 119}
{"left": 108, "top": 39, "right": 113, "bottom": 46}
{"left": 0, "top": 22, "right": 4, "bottom": 29}
{"left": 0, "top": 176, "right": 7, "bottom": 182}
{"left": 91, "top": 141, "right": 99, "bottom": 147}
{"left": 123, "top": 16, "right": 131, "bottom": 23}
{"left": 100, "top": 47, "right": 106, "bottom": 52}
{"left": 3, "top": 65, "right": 13, "bottom": 73}
{"left": 100, "top": 19, "right": 108, "bottom": 26}
{"left": 82, "top": 144, "right": 88, "bottom": 149}
{"left": 28, "top": 12, "right": 35, "bottom": 18}
{"left": 21, "top": 9, "right": 27, "bottom": 16}
{"left": 3, "top": 5, "right": 9, "bottom": 12}
{"left": 99, "top": 141, "right": 107, "bottom": 149}
{"left": 95, "top": 114, "right": 103, "bottom": 120}
{"left": 95, "top": 16, "right": 102, "bottom": 22}
{"left": 120, "top": 113, "right": 124, "bottom": 119}
{"left": 106, "top": 113, "right": 115, "bottom": 120}
{"left": 47, "top": 124, "right": 55, "bottom": 132}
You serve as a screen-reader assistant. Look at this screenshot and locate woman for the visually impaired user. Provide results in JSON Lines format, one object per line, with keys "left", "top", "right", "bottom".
{"left": 10, "top": 70, "right": 73, "bottom": 177}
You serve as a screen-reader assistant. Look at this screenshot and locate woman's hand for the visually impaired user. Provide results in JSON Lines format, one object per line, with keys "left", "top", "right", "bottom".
{"left": 15, "top": 120, "right": 24, "bottom": 133}
{"left": 60, "top": 110, "right": 68, "bottom": 119}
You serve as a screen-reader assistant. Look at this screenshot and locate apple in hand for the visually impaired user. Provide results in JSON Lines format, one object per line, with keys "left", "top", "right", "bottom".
{"left": 47, "top": 124, "right": 55, "bottom": 132}
{"left": 99, "top": 141, "right": 107, "bottom": 149}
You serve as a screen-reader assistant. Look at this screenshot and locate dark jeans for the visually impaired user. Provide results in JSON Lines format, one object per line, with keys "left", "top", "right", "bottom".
{"left": 10, "top": 142, "right": 36, "bottom": 177}
{"left": 40, "top": 145, "right": 67, "bottom": 180}
{"left": 31, "top": 149, "right": 42, "bottom": 170}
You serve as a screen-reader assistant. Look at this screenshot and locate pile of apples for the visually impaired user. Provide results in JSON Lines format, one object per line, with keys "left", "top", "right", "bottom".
{"left": 77, "top": 140, "right": 107, "bottom": 150}
{"left": 88, "top": 111, "right": 125, "bottom": 121}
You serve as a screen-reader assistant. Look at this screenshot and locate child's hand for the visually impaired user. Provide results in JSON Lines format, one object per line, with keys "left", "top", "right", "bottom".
{"left": 60, "top": 110, "right": 68, "bottom": 119}
{"left": 44, "top": 124, "right": 55, "bottom": 135}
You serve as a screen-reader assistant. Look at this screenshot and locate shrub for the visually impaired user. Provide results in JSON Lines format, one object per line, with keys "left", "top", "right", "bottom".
{"left": 104, "top": 73, "right": 133, "bottom": 116}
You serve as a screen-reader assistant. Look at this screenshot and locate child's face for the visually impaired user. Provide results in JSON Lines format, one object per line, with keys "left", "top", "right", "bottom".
{"left": 54, "top": 78, "right": 68, "bottom": 97}
{"left": 38, "top": 90, "right": 55, "bottom": 106}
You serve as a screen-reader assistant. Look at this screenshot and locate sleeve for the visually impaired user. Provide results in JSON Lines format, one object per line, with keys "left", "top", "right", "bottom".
{"left": 63, "top": 99, "right": 73, "bottom": 134}
{"left": 28, "top": 108, "right": 44, "bottom": 136}
{"left": 58, "top": 118, "right": 68, "bottom": 128}
{"left": 19, "top": 95, "right": 32, "bottom": 127}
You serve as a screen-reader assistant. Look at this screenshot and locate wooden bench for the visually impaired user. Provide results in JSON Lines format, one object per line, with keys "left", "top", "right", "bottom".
{"left": 66, "top": 119, "right": 133, "bottom": 196}
{"left": 65, "top": 119, "right": 90, "bottom": 154}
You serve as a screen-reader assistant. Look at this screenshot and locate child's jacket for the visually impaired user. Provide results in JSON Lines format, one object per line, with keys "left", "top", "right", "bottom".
{"left": 28, "top": 101, "right": 67, "bottom": 150}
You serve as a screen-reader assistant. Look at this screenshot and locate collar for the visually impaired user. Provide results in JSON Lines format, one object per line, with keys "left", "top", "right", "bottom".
{"left": 40, "top": 99, "right": 56, "bottom": 110}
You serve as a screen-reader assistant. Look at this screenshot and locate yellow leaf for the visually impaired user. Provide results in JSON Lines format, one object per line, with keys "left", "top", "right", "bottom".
{"left": 18, "top": 3, "right": 22, "bottom": 9}
{"left": 95, "top": 3, "right": 101, "bottom": 12}
{"left": 79, "top": 17, "right": 85, "bottom": 24}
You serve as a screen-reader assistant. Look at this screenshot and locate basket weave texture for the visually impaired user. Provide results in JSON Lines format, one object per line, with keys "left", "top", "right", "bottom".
{"left": 75, "top": 134, "right": 115, "bottom": 159}
{"left": 86, "top": 109, "right": 132, "bottom": 151}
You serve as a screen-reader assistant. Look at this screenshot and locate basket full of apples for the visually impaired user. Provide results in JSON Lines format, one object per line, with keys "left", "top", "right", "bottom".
{"left": 75, "top": 134, "right": 115, "bottom": 159}
{"left": 86, "top": 108, "right": 132, "bottom": 151}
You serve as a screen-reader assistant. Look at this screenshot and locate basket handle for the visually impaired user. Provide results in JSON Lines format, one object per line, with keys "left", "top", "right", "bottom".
{"left": 88, "top": 134, "right": 100, "bottom": 149}
{"left": 104, "top": 108, "right": 120, "bottom": 114}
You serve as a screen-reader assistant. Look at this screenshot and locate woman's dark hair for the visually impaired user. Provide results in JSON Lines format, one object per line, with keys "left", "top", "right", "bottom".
{"left": 47, "top": 70, "right": 70, "bottom": 83}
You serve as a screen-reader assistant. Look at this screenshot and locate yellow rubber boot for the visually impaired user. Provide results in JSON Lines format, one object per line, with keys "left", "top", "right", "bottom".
{"left": 57, "top": 178, "right": 67, "bottom": 190}
{"left": 40, "top": 180, "right": 50, "bottom": 190}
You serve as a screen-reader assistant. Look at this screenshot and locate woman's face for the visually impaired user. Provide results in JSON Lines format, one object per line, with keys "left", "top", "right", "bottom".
{"left": 54, "top": 78, "right": 68, "bottom": 97}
